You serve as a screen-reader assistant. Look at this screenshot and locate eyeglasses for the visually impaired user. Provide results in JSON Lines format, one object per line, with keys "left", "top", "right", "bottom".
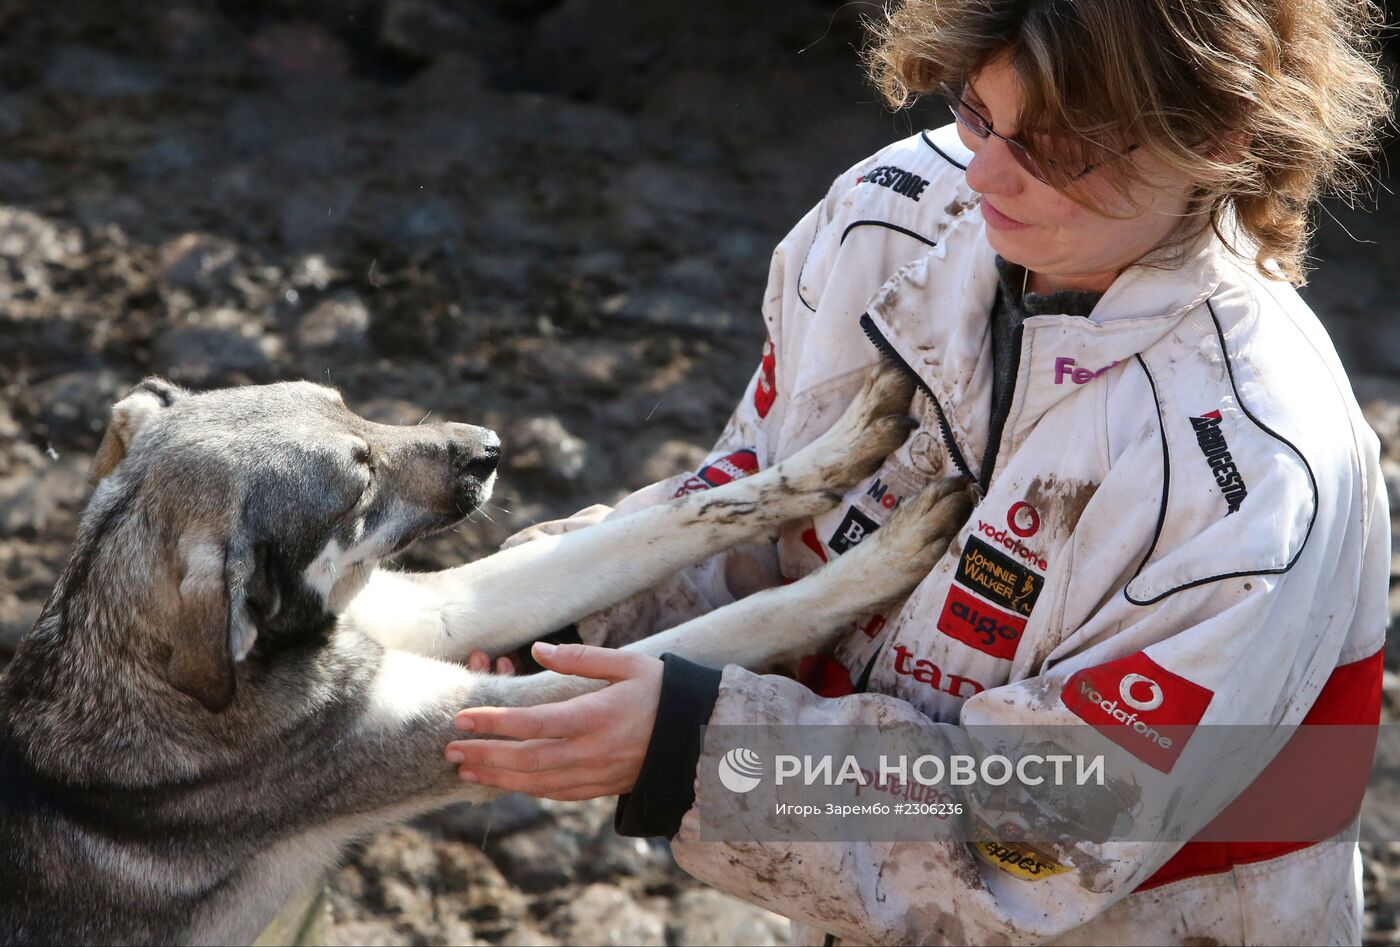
{"left": 937, "top": 82, "right": 1138, "bottom": 186}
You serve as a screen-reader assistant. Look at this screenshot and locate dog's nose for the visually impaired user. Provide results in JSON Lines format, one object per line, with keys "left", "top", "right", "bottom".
{"left": 447, "top": 424, "right": 500, "bottom": 481}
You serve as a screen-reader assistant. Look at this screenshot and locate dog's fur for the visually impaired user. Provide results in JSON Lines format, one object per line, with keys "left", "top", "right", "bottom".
{"left": 0, "top": 366, "right": 971, "bottom": 945}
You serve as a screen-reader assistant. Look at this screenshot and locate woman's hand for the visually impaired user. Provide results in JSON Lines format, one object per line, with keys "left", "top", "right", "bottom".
{"left": 445, "top": 642, "right": 663, "bottom": 801}
{"left": 499, "top": 503, "right": 614, "bottom": 550}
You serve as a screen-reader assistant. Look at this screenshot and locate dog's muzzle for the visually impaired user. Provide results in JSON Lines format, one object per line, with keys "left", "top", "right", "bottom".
{"left": 446, "top": 423, "right": 500, "bottom": 506}
{"left": 448, "top": 424, "right": 499, "bottom": 479}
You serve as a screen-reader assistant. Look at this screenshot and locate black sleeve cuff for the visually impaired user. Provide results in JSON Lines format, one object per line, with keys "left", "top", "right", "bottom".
{"left": 614, "top": 653, "right": 723, "bottom": 839}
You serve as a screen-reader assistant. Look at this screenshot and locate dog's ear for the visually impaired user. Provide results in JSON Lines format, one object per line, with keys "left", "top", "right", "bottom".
{"left": 89, "top": 377, "right": 188, "bottom": 486}
{"left": 168, "top": 534, "right": 264, "bottom": 713}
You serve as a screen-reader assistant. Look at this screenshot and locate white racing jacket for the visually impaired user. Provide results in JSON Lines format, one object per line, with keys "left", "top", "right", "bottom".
{"left": 587, "top": 125, "right": 1389, "bottom": 945}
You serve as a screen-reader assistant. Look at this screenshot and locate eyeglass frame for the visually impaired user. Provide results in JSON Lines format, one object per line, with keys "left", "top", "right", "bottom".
{"left": 936, "top": 82, "right": 1139, "bottom": 185}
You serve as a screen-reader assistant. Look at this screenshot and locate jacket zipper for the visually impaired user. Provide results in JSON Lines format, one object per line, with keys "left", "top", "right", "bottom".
{"left": 978, "top": 313, "right": 1023, "bottom": 490}
{"left": 852, "top": 313, "right": 986, "bottom": 699}
{"left": 860, "top": 313, "right": 978, "bottom": 486}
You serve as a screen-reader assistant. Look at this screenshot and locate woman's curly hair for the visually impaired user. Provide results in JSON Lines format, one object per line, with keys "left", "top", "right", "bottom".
{"left": 866, "top": 0, "right": 1393, "bottom": 283}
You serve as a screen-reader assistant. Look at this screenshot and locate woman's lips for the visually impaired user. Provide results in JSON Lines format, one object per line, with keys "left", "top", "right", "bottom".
{"left": 982, "top": 199, "right": 1031, "bottom": 231}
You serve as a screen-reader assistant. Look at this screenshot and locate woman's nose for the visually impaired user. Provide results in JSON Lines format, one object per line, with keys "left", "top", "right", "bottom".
{"left": 964, "top": 135, "right": 1028, "bottom": 197}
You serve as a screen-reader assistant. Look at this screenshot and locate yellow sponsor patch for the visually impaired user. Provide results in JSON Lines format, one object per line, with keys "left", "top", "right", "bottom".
{"left": 969, "top": 819, "right": 1072, "bottom": 881}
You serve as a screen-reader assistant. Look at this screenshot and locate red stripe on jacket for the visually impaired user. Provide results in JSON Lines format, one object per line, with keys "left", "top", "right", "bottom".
{"left": 1136, "top": 649, "right": 1383, "bottom": 892}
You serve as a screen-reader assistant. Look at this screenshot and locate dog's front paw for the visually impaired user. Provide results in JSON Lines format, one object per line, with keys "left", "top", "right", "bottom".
{"left": 838, "top": 478, "right": 975, "bottom": 604}
{"left": 881, "top": 477, "right": 976, "bottom": 575}
{"left": 780, "top": 362, "right": 917, "bottom": 497}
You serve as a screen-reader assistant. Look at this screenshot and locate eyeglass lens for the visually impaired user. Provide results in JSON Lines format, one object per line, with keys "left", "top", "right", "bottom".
{"left": 942, "top": 85, "right": 1053, "bottom": 183}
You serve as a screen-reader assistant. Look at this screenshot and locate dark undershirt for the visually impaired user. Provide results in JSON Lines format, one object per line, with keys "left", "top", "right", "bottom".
{"left": 982, "top": 256, "right": 1103, "bottom": 484}
{"left": 615, "top": 259, "right": 1105, "bottom": 840}
{"left": 988, "top": 255, "right": 1103, "bottom": 419}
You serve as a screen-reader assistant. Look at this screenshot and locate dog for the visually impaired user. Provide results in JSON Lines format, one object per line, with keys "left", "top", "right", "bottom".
{"left": 0, "top": 365, "right": 972, "bottom": 945}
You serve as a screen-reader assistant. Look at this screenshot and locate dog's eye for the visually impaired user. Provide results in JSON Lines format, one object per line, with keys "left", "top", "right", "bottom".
{"left": 353, "top": 444, "right": 376, "bottom": 474}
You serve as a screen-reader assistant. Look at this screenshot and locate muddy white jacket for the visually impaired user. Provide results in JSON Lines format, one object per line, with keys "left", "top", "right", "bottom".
{"left": 590, "top": 124, "right": 1389, "bottom": 945}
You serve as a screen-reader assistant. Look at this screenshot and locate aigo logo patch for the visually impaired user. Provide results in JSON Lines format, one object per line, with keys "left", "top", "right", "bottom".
{"left": 1061, "top": 652, "right": 1214, "bottom": 773}
{"left": 936, "top": 584, "right": 1026, "bottom": 661}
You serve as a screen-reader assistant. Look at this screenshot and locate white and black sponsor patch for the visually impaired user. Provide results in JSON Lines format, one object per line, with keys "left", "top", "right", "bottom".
{"left": 828, "top": 505, "right": 879, "bottom": 554}
{"left": 825, "top": 459, "right": 926, "bottom": 555}
{"left": 1189, "top": 409, "right": 1248, "bottom": 515}
{"left": 857, "top": 165, "right": 931, "bottom": 202}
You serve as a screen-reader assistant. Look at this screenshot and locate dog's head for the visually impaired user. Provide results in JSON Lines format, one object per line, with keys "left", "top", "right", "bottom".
{"left": 87, "top": 376, "right": 499, "bottom": 712}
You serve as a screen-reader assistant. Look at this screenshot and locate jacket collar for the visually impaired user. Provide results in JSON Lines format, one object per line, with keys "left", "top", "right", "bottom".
{"left": 1007, "top": 224, "right": 1231, "bottom": 447}
{"left": 866, "top": 203, "right": 1230, "bottom": 375}
{"left": 1083, "top": 224, "right": 1228, "bottom": 327}
{"left": 864, "top": 203, "right": 1232, "bottom": 475}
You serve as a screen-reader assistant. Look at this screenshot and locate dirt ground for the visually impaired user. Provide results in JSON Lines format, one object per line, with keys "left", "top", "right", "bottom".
{"left": 2, "top": 1, "right": 1399, "bottom": 943}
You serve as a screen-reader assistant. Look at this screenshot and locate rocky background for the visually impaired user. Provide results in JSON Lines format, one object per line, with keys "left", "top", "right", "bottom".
{"left": 0, "top": 1, "right": 1397, "bottom": 943}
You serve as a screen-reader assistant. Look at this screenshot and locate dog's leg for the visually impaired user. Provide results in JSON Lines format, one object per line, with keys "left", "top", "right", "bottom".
{"left": 344, "top": 363, "right": 917, "bottom": 660}
{"left": 312, "top": 481, "right": 968, "bottom": 813}
{"left": 261, "top": 479, "right": 969, "bottom": 921}
{"left": 626, "top": 477, "right": 974, "bottom": 666}
{"left": 486, "top": 477, "right": 975, "bottom": 706}
{"left": 305, "top": 367, "right": 926, "bottom": 825}
{"left": 189, "top": 649, "right": 510, "bottom": 944}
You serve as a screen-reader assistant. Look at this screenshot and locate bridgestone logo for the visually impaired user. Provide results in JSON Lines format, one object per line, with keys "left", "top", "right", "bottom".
{"left": 1190, "top": 410, "right": 1248, "bottom": 515}
{"left": 858, "top": 165, "right": 930, "bottom": 201}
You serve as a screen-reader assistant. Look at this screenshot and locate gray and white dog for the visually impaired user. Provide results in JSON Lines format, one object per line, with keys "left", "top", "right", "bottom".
{"left": 0, "top": 365, "right": 971, "bottom": 945}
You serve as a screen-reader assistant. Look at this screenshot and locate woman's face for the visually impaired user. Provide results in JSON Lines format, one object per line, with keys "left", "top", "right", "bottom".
{"left": 959, "top": 57, "right": 1194, "bottom": 293}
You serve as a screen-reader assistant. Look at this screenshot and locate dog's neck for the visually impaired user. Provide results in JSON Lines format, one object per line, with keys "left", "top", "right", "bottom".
{"left": 0, "top": 483, "right": 206, "bottom": 780}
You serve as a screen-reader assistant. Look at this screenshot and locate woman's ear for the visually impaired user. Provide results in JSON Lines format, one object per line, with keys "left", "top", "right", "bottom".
{"left": 1206, "top": 130, "right": 1252, "bottom": 165}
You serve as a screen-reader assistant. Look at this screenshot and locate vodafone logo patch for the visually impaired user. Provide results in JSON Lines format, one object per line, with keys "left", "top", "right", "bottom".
{"left": 1061, "top": 652, "right": 1214, "bottom": 773}
{"left": 1118, "top": 673, "right": 1163, "bottom": 711}
{"left": 1007, "top": 501, "right": 1039, "bottom": 538}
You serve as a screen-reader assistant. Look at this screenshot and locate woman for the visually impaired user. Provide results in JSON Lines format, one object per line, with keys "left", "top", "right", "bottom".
{"left": 446, "top": 1, "right": 1393, "bottom": 942}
